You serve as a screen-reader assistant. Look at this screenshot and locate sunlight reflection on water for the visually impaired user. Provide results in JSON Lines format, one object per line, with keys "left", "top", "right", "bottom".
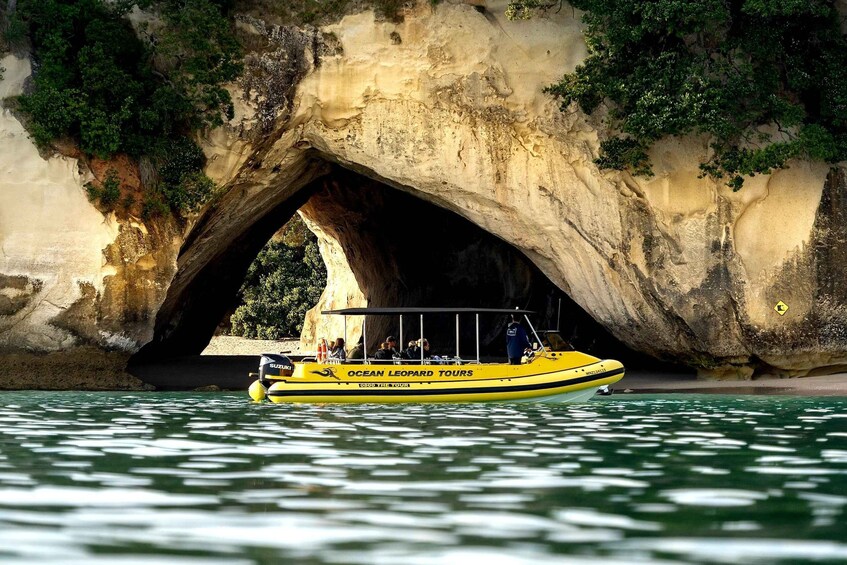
{"left": 0, "top": 392, "right": 845, "bottom": 563}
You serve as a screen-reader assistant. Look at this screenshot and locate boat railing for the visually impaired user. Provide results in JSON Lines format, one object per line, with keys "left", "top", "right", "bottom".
{"left": 317, "top": 353, "right": 541, "bottom": 365}
{"left": 323, "top": 357, "right": 468, "bottom": 365}
{"left": 313, "top": 307, "right": 546, "bottom": 367}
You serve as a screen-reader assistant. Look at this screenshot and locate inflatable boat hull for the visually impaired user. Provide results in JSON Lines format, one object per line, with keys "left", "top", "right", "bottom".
{"left": 261, "top": 353, "right": 624, "bottom": 404}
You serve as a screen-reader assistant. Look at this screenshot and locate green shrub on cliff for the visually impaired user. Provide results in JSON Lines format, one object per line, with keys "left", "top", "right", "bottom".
{"left": 511, "top": 0, "right": 847, "bottom": 189}
{"left": 153, "top": 137, "right": 217, "bottom": 213}
{"left": 85, "top": 168, "right": 122, "bottom": 209}
{"left": 15, "top": 0, "right": 240, "bottom": 213}
{"left": 234, "top": 0, "right": 419, "bottom": 26}
{"left": 137, "top": 0, "right": 242, "bottom": 129}
{"left": 229, "top": 217, "right": 327, "bottom": 339}
{"left": 1, "top": 11, "right": 27, "bottom": 51}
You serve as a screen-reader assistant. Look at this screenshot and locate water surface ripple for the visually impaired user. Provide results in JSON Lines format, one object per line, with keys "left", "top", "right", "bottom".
{"left": 0, "top": 393, "right": 845, "bottom": 563}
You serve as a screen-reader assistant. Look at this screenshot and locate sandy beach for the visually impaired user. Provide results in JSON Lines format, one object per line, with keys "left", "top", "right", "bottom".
{"left": 201, "top": 336, "right": 306, "bottom": 356}
{"left": 616, "top": 370, "right": 847, "bottom": 396}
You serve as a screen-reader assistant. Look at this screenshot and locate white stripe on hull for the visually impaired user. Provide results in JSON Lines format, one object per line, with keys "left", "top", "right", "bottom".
{"left": 510, "top": 386, "right": 599, "bottom": 404}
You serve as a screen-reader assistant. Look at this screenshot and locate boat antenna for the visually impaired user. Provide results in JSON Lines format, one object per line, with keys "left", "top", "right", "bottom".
{"left": 557, "top": 297, "right": 562, "bottom": 332}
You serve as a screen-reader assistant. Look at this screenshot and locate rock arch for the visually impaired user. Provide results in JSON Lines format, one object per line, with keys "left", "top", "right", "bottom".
{"left": 142, "top": 1, "right": 847, "bottom": 376}
{"left": 5, "top": 2, "right": 845, "bottom": 382}
{"left": 138, "top": 158, "right": 636, "bottom": 362}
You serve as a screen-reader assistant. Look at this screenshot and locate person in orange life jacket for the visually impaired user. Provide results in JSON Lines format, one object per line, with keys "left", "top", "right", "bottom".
{"left": 506, "top": 314, "right": 531, "bottom": 365}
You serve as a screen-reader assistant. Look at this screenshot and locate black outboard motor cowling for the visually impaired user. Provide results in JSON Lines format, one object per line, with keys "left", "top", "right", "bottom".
{"left": 258, "top": 354, "right": 295, "bottom": 384}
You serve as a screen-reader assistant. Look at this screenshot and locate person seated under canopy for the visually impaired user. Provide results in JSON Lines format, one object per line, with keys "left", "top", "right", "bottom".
{"left": 328, "top": 337, "right": 346, "bottom": 361}
{"left": 373, "top": 341, "right": 395, "bottom": 362}
{"left": 402, "top": 340, "right": 419, "bottom": 360}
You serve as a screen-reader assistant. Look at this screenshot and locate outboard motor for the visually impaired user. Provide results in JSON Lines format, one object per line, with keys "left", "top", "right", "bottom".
{"left": 249, "top": 354, "right": 295, "bottom": 402}
{"left": 258, "top": 353, "right": 295, "bottom": 384}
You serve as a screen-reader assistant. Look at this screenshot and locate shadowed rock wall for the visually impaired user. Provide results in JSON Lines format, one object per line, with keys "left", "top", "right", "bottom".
{"left": 298, "top": 167, "right": 645, "bottom": 361}
{"left": 300, "top": 167, "right": 554, "bottom": 353}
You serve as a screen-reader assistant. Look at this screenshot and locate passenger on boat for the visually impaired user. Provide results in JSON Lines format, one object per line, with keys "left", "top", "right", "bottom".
{"left": 422, "top": 339, "right": 447, "bottom": 364}
{"left": 329, "top": 338, "right": 346, "bottom": 361}
{"left": 402, "top": 340, "right": 419, "bottom": 360}
{"left": 373, "top": 341, "right": 394, "bottom": 361}
{"left": 403, "top": 339, "right": 428, "bottom": 362}
{"left": 506, "top": 314, "right": 531, "bottom": 365}
{"left": 348, "top": 336, "right": 364, "bottom": 360}
{"left": 422, "top": 339, "right": 432, "bottom": 358}
{"left": 385, "top": 336, "right": 399, "bottom": 356}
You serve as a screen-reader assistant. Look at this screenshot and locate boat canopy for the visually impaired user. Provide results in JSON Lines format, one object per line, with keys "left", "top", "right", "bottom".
{"left": 321, "top": 307, "right": 535, "bottom": 315}
{"left": 317, "top": 307, "right": 542, "bottom": 365}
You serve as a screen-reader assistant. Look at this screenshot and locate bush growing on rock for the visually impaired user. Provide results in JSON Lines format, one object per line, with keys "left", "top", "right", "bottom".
{"left": 1, "top": 4, "right": 27, "bottom": 54}
{"left": 85, "top": 168, "right": 122, "bottom": 210}
{"left": 510, "top": 0, "right": 847, "bottom": 189}
{"left": 141, "top": 192, "right": 170, "bottom": 219}
{"left": 14, "top": 0, "right": 240, "bottom": 214}
{"left": 152, "top": 137, "right": 216, "bottom": 213}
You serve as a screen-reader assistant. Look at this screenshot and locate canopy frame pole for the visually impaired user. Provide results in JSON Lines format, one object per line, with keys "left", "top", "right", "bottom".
{"left": 475, "top": 313, "right": 480, "bottom": 364}
{"left": 455, "top": 313, "right": 460, "bottom": 360}
{"left": 420, "top": 314, "right": 424, "bottom": 364}
{"left": 363, "top": 316, "right": 368, "bottom": 363}
{"left": 399, "top": 314, "right": 403, "bottom": 357}
{"left": 343, "top": 315, "right": 347, "bottom": 357}
{"left": 524, "top": 314, "right": 544, "bottom": 353}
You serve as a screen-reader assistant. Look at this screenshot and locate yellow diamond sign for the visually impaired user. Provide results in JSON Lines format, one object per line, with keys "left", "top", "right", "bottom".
{"left": 774, "top": 301, "right": 789, "bottom": 316}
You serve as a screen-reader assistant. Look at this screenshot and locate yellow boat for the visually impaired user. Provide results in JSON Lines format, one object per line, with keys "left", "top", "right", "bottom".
{"left": 248, "top": 307, "right": 624, "bottom": 404}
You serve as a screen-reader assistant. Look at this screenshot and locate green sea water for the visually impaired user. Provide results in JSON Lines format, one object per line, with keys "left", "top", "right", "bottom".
{"left": 0, "top": 392, "right": 845, "bottom": 564}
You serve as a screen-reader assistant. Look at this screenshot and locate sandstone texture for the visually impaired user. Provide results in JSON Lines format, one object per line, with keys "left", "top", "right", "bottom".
{"left": 0, "top": 54, "right": 180, "bottom": 386}
{"left": 2, "top": 1, "right": 847, "bottom": 382}
{"left": 276, "top": 1, "right": 847, "bottom": 376}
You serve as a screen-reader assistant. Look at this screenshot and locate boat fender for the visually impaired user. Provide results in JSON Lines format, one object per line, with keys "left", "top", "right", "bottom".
{"left": 248, "top": 380, "right": 267, "bottom": 402}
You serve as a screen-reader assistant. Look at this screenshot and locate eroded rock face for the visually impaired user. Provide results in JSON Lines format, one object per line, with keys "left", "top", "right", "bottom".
{"left": 198, "top": 1, "right": 846, "bottom": 376}
{"left": 0, "top": 54, "right": 178, "bottom": 387}
{"left": 3, "top": 1, "right": 847, "bottom": 380}
{"left": 0, "top": 274, "right": 42, "bottom": 317}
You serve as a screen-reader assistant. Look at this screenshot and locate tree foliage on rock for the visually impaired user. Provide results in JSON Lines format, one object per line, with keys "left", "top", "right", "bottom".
{"left": 14, "top": 0, "right": 242, "bottom": 213}
{"left": 230, "top": 217, "right": 327, "bottom": 339}
{"left": 509, "top": 0, "right": 847, "bottom": 189}
{"left": 235, "top": 0, "right": 416, "bottom": 26}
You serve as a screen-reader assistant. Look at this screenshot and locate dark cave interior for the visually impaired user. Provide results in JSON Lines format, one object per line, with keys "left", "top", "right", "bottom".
{"left": 133, "top": 163, "right": 657, "bottom": 368}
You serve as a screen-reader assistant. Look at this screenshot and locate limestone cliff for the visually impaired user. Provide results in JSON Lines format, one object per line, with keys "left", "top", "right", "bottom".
{"left": 0, "top": 54, "right": 175, "bottom": 388}
{"left": 2, "top": 1, "right": 847, "bottom": 382}
{"left": 207, "top": 0, "right": 844, "bottom": 377}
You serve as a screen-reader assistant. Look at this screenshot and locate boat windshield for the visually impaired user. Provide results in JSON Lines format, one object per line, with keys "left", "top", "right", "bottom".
{"left": 541, "top": 331, "right": 574, "bottom": 352}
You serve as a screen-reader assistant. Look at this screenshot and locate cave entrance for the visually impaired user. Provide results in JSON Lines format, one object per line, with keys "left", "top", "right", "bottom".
{"left": 291, "top": 167, "right": 612, "bottom": 359}
{"left": 131, "top": 162, "right": 643, "bottom": 371}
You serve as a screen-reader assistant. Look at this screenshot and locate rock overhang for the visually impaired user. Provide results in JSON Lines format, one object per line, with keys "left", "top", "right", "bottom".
{"left": 2, "top": 2, "right": 847, "bottom": 380}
